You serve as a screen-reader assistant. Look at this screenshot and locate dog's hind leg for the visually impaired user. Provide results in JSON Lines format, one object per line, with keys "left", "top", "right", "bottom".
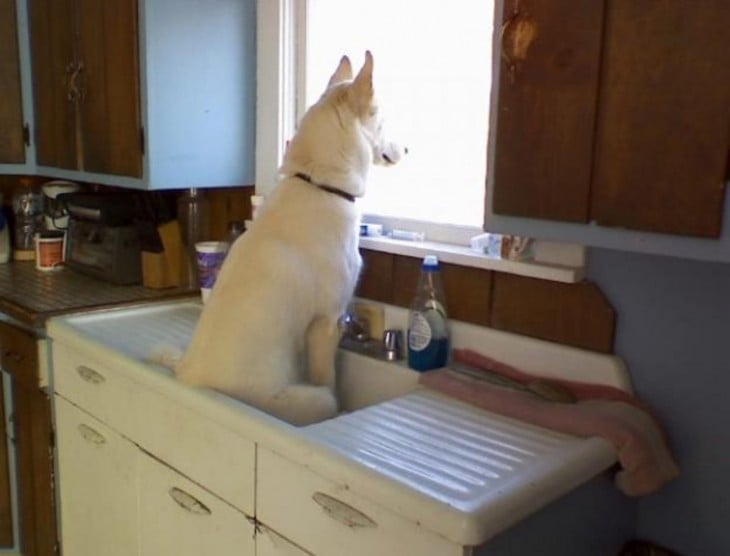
{"left": 266, "top": 384, "right": 338, "bottom": 426}
{"left": 306, "top": 316, "right": 340, "bottom": 389}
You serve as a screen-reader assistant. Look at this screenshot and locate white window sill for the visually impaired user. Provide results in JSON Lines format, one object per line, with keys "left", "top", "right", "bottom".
{"left": 359, "top": 236, "right": 585, "bottom": 283}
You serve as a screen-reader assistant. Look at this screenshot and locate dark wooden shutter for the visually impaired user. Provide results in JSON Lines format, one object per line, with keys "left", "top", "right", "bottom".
{"left": 590, "top": 0, "right": 730, "bottom": 237}
{"left": 491, "top": 0, "right": 606, "bottom": 222}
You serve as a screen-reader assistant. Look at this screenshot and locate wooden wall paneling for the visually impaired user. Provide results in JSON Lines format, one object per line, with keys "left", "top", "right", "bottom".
{"left": 391, "top": 255, "right": 422, "bottom": 308}
{"left": 28, "top": 0, "right": 77, "bottom": 170}
{"left": 490, "top": 273, "right": 615, "bottom": 353}
{"left": 206, "top": 186, "right": 254, "bottom": 241}
{"left": 441, "top": 263, "right": 491, "bottom": 326}
{"left": 355, "top": 250, "right": 395, "bottom": 304}
{"left": 0, "top": 0, "right": 25, "bottom": 163}
{"left": 389, "top": 255, "right": 492, "bottom": 326}
{"left": 590, "top": 1, "right": 730, "bottom": 237}
{"left": 491, "top": 0, "right": 605, "bottom": 222}
{"left": 77, "top": 0, "right": 142, "bottom": 177}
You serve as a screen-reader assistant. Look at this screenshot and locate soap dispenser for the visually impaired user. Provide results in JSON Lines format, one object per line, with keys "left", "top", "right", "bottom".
{"left": 407, "top": 255, "right": 450, "bottom": 371}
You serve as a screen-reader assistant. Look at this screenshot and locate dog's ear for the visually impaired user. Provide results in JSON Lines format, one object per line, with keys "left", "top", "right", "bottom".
{"left": 327, "top": 55, "right": 353, "bottom": 88}
{"left": 352, "top": 51, "right": 374, "bottom": 101}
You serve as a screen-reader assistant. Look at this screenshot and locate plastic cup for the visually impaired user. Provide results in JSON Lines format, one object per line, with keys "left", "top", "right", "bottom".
{"left": 194, "top": 241, "right": 229, "bottom": 303}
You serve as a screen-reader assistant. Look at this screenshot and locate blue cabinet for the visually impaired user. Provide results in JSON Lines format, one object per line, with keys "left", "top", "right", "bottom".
{"left": 28, "top": 0, "right": 256, "bottom": 190}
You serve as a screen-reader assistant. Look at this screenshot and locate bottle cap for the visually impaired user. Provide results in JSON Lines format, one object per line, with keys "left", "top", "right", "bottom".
{"left": 422, "top": 255, "right": 440, "bottom": 270}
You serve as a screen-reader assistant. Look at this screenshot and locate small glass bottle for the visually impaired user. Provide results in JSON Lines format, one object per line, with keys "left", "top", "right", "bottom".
{"left": 407, "top": 255, "right": 450, "bottom": 371}
{"left": 177, "top": 188, "right": 211, "bottom": 288}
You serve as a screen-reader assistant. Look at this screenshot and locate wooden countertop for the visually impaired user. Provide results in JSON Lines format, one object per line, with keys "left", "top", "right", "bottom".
{"left": 0, "top": 261, "right": 196, "bottom": 330}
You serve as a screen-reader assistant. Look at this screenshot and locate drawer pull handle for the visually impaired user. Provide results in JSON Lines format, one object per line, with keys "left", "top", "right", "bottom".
{"left": 77, "top": 365, "right": 105, "bottom": 385}
{"left": 312, "top": 492, "right": 377, "bottom": 529}
{"left": 77, "top": 424, "right": 106, "bottom": 445}
{"left": 169, "top": 487, "right": 211, "bottom": 516}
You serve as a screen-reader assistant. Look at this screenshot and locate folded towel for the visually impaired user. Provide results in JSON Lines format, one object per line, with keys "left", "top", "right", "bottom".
{"left": 419, "top": 349, "right": 679, "bottom": 496}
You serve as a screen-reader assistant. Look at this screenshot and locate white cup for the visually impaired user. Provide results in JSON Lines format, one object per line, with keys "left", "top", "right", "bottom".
{"left": 194, "top": 241, "right": 229, "bottom": 302}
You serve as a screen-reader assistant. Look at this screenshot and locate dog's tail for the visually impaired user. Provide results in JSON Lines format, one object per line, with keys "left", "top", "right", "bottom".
{"left": 146, "top": 344, "right": 184, "bottom": 370}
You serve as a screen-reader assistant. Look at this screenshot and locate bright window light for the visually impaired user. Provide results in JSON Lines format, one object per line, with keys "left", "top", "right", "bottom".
{"left": 303, "top": 0, "right": 494, "bottom": 229}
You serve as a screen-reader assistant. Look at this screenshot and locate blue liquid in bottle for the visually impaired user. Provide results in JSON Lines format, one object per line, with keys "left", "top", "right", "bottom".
{"left": 407, "top": 256, "right": 450, "bottom": 371}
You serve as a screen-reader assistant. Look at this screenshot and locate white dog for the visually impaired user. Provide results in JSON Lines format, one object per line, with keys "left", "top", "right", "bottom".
{"left": 171, "top": 52, "right": 404, "bottom": 426}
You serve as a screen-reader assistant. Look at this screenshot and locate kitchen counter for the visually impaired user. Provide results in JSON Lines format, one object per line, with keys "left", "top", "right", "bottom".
{"left": 0, "top": 261, "right": 196, "bottom": 330}
{"left": 47, "top": 300, "right": 629, "bottom": 549}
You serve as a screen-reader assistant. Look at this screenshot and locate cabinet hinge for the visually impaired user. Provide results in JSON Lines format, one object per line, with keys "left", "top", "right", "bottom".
{"left": 140, "top": 127, "right": 145, "bottom": 156}
{"left": 23, "top": 124, "right": 31, "bottom": 147}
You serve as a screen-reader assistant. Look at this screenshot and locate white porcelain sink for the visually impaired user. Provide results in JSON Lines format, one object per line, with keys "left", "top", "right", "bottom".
{"left": 51, "top": 299, "right": 419, "bottom": 415}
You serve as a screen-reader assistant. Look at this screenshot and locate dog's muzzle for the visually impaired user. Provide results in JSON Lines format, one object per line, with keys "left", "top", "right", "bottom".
{"left": 378, "top": 142, "right": 408, "bottom": 166}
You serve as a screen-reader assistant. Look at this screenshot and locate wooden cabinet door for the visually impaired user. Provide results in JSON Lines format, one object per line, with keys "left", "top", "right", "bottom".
{"left": 29, "top": 0, "right": 142, "bottom": 177}
{"left": 0, "top": 0, "right": 25, "bottom": 164}
{"left": 54, "top": 396, "right": 139, "bottom": 556}
{"left": 11, "top": 382, "right": 56, "bottom": 556}
{"left": 28, "top": 0, "right": 78, "bottom": 170}
{"left": 491, "top": 1, "right": 730, "bottom": 238}
{"left": 137, "top": 450, "right": 255, "bottom": 556}
{"left": 491, "top": 0, "right": 606, "bottom": 222}
{"left": 76, "top": 0, "right": 142, "bottom": 177}
{"left": 590, "top": 1, "right": 730, "bottom": 237}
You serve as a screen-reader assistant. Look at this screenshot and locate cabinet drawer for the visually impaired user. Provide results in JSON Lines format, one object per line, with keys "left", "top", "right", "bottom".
{"left": 138, "top": 450, "right": 255, "bottom": 556}
{"left": 257, "top": 448, "right": 461, "bottom": 556}
{"left": 53, "top": 342, "right": 255, "bottom": 515}
{"left": 0, "top": 322, "right": 38, "bottom": 387}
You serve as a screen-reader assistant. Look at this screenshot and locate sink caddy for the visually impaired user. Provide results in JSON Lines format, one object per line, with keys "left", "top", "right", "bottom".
{"left": 47, "top": 301, "right": 634, "bottom": 555}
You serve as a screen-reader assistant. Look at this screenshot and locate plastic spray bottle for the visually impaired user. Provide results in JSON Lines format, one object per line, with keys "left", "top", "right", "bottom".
{"left": 407, "top": 255, "right": 450, "bottom": 371}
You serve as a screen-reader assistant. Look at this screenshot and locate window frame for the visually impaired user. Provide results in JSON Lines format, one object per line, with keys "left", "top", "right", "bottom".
{"left": 255, "top": 0, "right": 586, "bottom": 280}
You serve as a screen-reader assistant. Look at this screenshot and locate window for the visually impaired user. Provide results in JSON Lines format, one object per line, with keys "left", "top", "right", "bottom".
{"left": 256, "top": 1, "right": 586, "bottom": 278}
{"left": 257, "top": 1, "right": 494, "bottom": 244}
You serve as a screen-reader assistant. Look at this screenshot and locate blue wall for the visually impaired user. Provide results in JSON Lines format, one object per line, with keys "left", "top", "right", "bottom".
{"left": 586, "top": 248, "right": 730, "bottom": 554}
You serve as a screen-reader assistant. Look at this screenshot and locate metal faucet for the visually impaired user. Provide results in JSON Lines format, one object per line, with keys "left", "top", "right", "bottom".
{"left": 339, "top": 311, "right": 403, "bottom": 361}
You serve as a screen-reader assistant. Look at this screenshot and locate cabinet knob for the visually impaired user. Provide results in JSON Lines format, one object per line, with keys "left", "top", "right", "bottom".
{"left": 76, "top": 365, "right": 105, "bottom": 385}
{"left": 311, "top": 492, "right": 377, "bottom": 529}
{"left": 169, "top": 487, "right": 211, "bottom": 516}
{"left": 77, "top": 424, "right": 106, "bottom": 445}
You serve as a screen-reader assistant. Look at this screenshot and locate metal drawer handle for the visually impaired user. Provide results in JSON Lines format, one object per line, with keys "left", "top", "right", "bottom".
{"left": 312, "top": 492, "right": 377, "bottom": 529}
{"left": 77, "top": 365, "right": 105, "bottom": 385}
{"left": 77, "top": 424, "right": 106, "bottom": 445}
{"left": 169, "top": 487, "right": 211, "bottom": 516}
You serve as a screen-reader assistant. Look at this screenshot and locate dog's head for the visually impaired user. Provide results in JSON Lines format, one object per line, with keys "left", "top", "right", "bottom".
{"left": 325, "top": 52, "right": 407, "bottom": 168}
{"left": 282, "top": 52, "right": 406, "bottom": 198}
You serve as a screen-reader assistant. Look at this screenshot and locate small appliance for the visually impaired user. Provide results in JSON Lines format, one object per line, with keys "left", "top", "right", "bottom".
{"left": 59, "top": 192, "right": 143, "bottom": 285}
{"left": 42, "top": 180, "right": 80, "bottom": 231}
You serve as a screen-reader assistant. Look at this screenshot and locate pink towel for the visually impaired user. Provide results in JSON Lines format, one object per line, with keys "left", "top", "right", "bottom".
{"left": 418, "top": 349, "right": 679, "bottom": 496}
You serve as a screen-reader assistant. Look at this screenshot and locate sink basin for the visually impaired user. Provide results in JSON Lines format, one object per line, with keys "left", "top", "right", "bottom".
{"left": 50, "top": 300, "right": 420, "bottom": 416}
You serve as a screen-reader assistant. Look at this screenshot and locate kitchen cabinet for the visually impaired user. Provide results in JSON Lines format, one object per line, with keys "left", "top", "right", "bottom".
{"left": 52, "top": 338, "right": 257, "bottom": 555}
{"left": 257, "top": 446, "right": 465, "bottom": 556}
{"left": 54, "top": 397, "right": 139, "bottom": 556}
{"left": 0, "top": 320, "right": 57, "bottom": 556}
{"left": 491, "top": 0, "right": 730, "bottom": 238}
{"left": 28, "top": 0, "right": 255, "bottom": 189}
{"left": 138, "top": 450, "right": 255, "bottom": 556}
{"left": 29, "top": 0, "right": 141, "bottom": 177}
{"left": 0, "top": 0, "right": 28, "bottom": 166}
